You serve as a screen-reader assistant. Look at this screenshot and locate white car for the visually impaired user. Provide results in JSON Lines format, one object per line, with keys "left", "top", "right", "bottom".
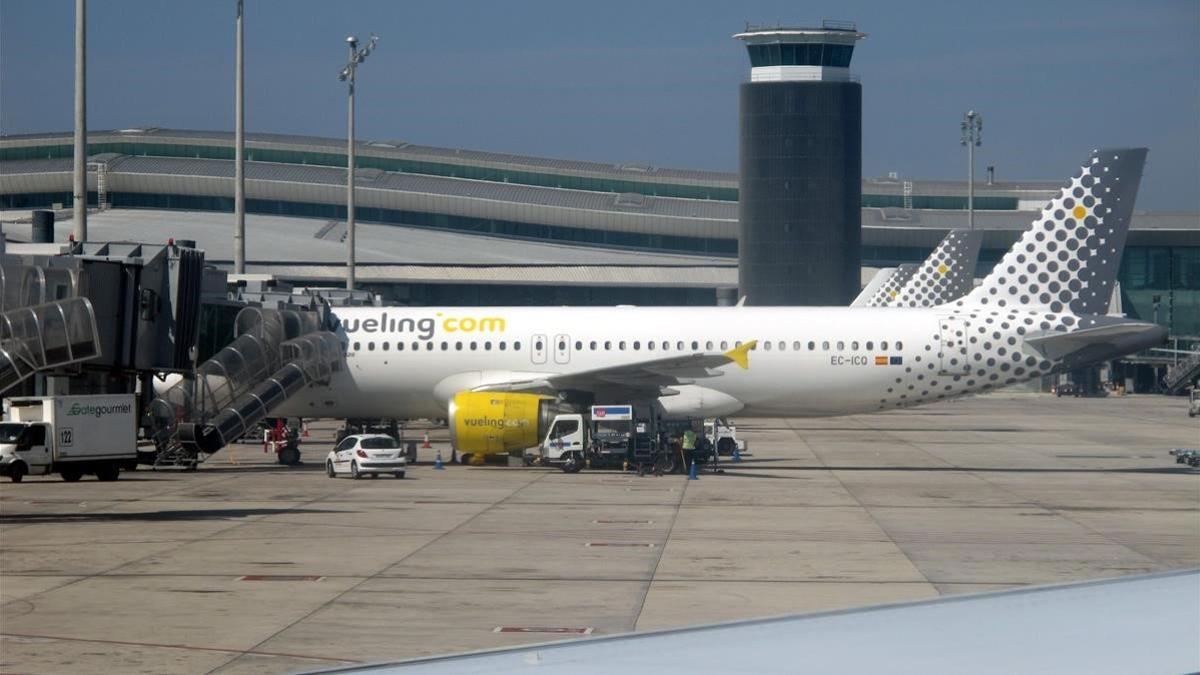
{"left": 326, "top": 434, "right": 406, "bottom": 479}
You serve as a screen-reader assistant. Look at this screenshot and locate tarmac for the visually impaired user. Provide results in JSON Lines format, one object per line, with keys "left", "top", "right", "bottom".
{"left": 1, "top": 394, "right": 1197, "bottom": 674}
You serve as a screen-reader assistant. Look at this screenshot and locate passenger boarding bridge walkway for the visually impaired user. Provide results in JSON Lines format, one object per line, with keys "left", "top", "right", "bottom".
{"left": 0, "top": 263, "right": 102, "bottom": 394}
{"left": 1164, "top": 350, "right": 1200, "bottom": 394}
{"left": 148, "top": 306, "right": 342, "bottom": 467}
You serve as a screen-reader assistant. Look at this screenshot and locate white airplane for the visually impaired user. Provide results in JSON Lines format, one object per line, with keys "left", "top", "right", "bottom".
{"left": 278, "top": 148, "right": 1163, "bottom": 462}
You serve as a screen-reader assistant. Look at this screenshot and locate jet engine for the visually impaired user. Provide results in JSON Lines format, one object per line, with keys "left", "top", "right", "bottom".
{"left": 447, "top": 391, "right": 569, "bottom": 463}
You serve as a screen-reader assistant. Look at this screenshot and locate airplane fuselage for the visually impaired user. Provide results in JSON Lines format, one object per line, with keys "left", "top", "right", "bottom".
{"left": 276, "top": 304, "right": 1120, "bottom": 421}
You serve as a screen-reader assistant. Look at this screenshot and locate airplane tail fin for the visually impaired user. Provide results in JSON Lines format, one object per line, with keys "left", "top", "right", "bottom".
{"left": 866, "top": 264, "right": 917, "bottom": 307}
{"left": 894, "top": 229, "right": 984, "bottom": 308}
{"left": 956, "top": 148, "right": 1147, "bottom": 314}
{"left": 852, "top": 268, "right": 898, "bottom": 307}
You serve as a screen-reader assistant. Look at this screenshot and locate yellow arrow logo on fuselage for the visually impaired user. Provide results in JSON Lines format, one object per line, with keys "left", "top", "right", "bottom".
{"left": 724, "top": 340, "right": 758, "bottom": 370}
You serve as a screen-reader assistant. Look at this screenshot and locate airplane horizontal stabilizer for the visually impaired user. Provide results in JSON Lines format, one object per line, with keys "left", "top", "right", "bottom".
{"left": 1026, "top": 319, "right": 1165, "bottom": 362}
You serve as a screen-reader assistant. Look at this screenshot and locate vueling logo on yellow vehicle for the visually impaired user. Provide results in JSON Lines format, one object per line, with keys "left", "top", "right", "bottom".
{"left": 335, "top": 312, "right": 506, "bottom": 340}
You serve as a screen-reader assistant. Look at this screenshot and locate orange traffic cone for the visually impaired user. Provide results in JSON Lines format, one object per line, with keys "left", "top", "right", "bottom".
{"left": 422, "top": 432, "right": 432, "bottom": 449}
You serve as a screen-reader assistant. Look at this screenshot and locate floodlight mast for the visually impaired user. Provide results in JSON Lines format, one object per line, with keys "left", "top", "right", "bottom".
{"left": 73, "top": 0, "right": 87, "bottom": 244}
{"left": 339, "top": 34, "right": 378, "bottom": 291}
{"left": 234, "top": 0, "right": 245, "bottom": 273}
{"left": 961, "top": 110, "right": 983, "bottom": 231}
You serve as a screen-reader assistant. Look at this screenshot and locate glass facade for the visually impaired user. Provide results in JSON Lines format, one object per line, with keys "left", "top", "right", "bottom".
{"left": 1119, "top": 246, "right": 1200, "bottom": 337}
{"left": 747, "top": 43, "right": 854, "bottom": 68}
{"left": 1, "top": 141, "right": 1029, "bottom": 210}
{"left": 0, "top": 142, "right": 737, "bottom": 202}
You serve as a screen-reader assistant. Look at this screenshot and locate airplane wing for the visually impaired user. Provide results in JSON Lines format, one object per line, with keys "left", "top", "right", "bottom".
{"left": 311, "top": 569, "right": 1200, "bottom": 674}
{"left": 850, "top": 267, "right": 897, "bottom": 307}
{"left": 474, "top": 341, "right": 757, "bottom": 399}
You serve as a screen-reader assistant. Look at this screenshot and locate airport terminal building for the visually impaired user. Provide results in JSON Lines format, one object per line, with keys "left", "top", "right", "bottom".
{"left": 1, "top": 128, "right": 1197, "bottom": 335}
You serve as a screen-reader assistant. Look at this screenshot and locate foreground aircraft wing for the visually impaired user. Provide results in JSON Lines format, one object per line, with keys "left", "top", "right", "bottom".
{"left": 850, "top": 267, "right": 898, "bottom": 307}
{"left": 312, "top": 569, "right": 1200, "bottom": 674}
{"left": 475, "top": 341, "right": 757, "bottom": 398}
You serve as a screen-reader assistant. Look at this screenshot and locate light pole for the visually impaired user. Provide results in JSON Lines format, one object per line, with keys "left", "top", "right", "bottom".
{"left": 234, "top": 0, "right": 245, "bottom": 274}
{"left": 338, "top": 34, "right": 378, "bottom": 291}
{"left": 960, "top": 110, "right": 982, "bottom": 231}
{"left": 73, "top": 0, "right": 87, "bottom": 243}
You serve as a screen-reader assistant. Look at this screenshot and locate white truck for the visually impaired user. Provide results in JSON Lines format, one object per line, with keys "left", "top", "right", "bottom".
{"left": 535, "top": 405, "right": 697, "bottom": 474}
{"left": 705, "top": 418, "right": 748, "bottom": 456}
{"left": 0, "top": 395, "right": 138, "bottom": 483}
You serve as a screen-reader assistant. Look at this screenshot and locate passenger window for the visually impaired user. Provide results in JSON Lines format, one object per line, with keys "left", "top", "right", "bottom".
{"left": 589, "top": 341, "right": 597, "bottom": 350}
{"left": 822, "top": 341, "right": 830, "bottom": 350}
{"left": 778, "top": 341, "right": 786, "bottom": 351}
{"left": 881, "top": 341, "right": 888, "bottom": 350}
{"left": 514, "top": 341, "right": 522, "bottom": 351}
{"left": 837, "top": 341, "right": 845, "bottom": 350}
{"left": 720, "top": 341, "right": 729, "bottom": 350}
{"left": 633, "top": 341, "right": 641, "bottom": 350}
{"left": 426, "top": 342, "right": 434, "bottom": 351}
{"left": 370, "top": 342, "right": 377, "bottom": 351}
{"left": 605, "top": 341, "right": 612, "bottom": 350}
{"left": 764, "top": 342, "right": 772, "bottom": 351}
{"left": 382, "top": 342, "right": 390, "bottom": 351}
{"left": 455, "top": 342, "right": 463, "bottom": 351}
{"left": 866, "top": 341, "right": 874, "bottom": 350}
{"left": 558, "top": 339, "right": 566, "bottom": 351}
{"left": 662, "top": 341, "right": 670, "bottom": 351}
{"left": 470, "top": 341, "right": 477, "bottom": 351}
{"left": 440, "top": 342, "right": 448, "bottom": 351}
{"left": 793, "top": 341, "right": 801, "bottom": 351}
{"left": 574, "top": 341, "right": 582, "bottom": 351}
{"left": 648, "top": 341, "right": 655, "bottom": 351}
{"left": 808, "top": 341, "right": 815, "bottom": 350}
{"left": 851, "top": 341, "right": 859, "bottom": 350}
{"left": 691, "top": 341, "right": 698, "bottom": 350}
{"left": 706, "top": 341, "right": 714, "bottom": 350}
{"left": 499, "top": 341, "right": 507, "bottom": 351}
{"left": 619, "top": 341, "right": 627, "bottom": 350}
{"left": 536, "top": 340, "right": 544, "bottom": 351}
{"left": 484, "top": 341, "right": 492, "bottom": 350}
{"left": 397, "top": 342, "right": 404, "bottom": 351}
{"left": 353, "top": 342, "right": 361, "bottom": 351}
{"left": 895, "top": 341, "right": 903, "bottom": 350}
{"left": 679, "top": 341, "right": 686, "bottom": 351}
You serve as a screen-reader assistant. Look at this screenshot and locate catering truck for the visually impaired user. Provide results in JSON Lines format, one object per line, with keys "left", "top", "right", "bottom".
{"left": 536, "top": 405, "right": 681, "bottom": 474}
{"left": 0, "top": 395, "right": 138, "bottom": 483}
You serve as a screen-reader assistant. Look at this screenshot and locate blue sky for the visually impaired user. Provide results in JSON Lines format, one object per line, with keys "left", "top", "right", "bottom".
{"left": 1, "top": 0, "right": 1197, "bottom": 210}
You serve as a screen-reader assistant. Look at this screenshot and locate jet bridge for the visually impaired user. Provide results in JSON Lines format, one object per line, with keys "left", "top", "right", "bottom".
{"left": 148, "top": 306, "right": 342, "bottom": 466}
{"left": 0, "top": 262, "right": 102, "bottom": 394}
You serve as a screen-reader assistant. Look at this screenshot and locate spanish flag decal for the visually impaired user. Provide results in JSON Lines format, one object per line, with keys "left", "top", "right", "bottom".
{"left": 874, "top": 355, "right": 889, "bottom": 365}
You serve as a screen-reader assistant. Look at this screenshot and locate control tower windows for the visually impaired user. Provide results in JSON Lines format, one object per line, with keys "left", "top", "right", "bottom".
{"left": 746, "top": 42, "right": 854, "bottom": 68}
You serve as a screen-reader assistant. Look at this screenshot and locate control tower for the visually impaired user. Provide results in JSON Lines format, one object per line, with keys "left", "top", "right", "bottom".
{"left": 734, "top": 21, "right": 866, "bottom": 306}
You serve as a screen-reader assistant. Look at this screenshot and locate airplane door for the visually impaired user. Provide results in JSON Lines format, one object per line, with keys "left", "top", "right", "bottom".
{"left": 553, "top": 334, "right": 571, "bottom": 365}
{"left": 938, "top": 318, "right": 970, "bottom": 374}
{"left": 531, "top": 334, "right": 548, "bottom": 365}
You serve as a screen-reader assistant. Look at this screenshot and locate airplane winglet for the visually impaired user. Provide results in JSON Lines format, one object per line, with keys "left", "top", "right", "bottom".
{"left": 724, "top": 340, "right": 757, "bottom": 370}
